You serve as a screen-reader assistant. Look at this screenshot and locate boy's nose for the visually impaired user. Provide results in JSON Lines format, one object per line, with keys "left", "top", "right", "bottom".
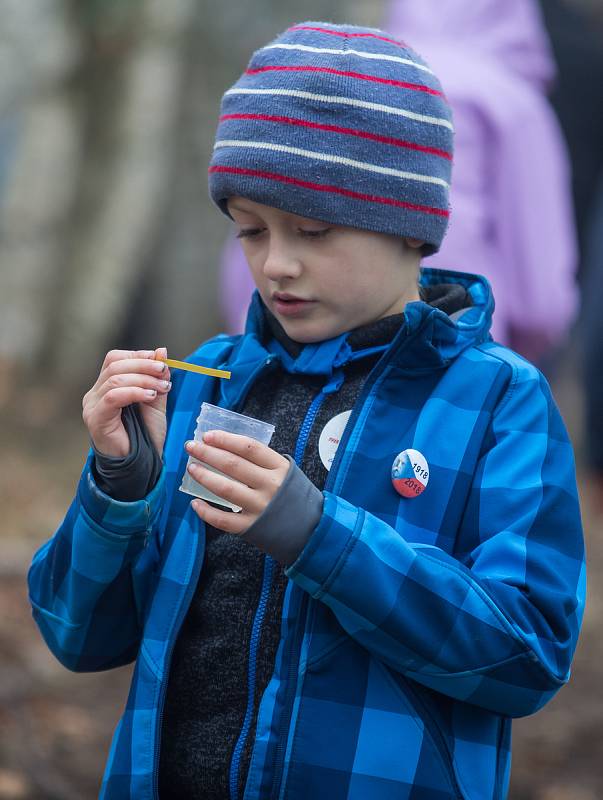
{"left": 262, "top": 241, "right": 303, "bottom": 282}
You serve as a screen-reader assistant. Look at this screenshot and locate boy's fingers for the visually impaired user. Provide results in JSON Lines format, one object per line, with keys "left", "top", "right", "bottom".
{"left": 187, "top": 462, "right": 261, "bottom": 513}
{"left": 96, "top": 372, "right": 172, "bottom": 399}
{"left": 190, "top": 498, "right": 250, "bottom": 535}
{"left": 101, "top": 349, "right": 155, "bottom": 370}
{"left": 99, "top": 357, "right": 170, "bottom": 387}
{"left": 186, "top": 442, "right": 264, "bottom": 490}
{"left": 199, "top": 430, "right": 282, "bottom": 469}
{"left": 93, "top": 387, "right": 162, "bottom": 421}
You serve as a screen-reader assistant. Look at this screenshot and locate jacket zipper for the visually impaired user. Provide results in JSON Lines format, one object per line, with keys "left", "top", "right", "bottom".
{"left": 268, "top": 337, "right": 407, "bottom": 798}
{"left": 266, "top": 388, "right": 331, "bottom": 800}
{"left": 231, "top": 384, "right": 330, "bottom": 800}
{"left": 152, "top": 356, "right": 277, "bottom": 799}
{"left": 229, "top": 555, "right": 276, "bottom": 800}
{"left": 268, "top": 593, "right": 309, "bottom": 800}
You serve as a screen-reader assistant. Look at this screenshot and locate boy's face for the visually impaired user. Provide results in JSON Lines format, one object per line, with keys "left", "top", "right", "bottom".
{"left": 227, "top": 198, "right": 423, "bottom": 343}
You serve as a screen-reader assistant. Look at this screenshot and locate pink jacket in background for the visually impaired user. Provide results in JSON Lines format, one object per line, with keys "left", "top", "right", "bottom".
{"left": 219, "top": 0, "right": 578, "bottom": 356}
{"left": 386, "top": 0, "right": 578, "bottom": 352}
{"left": 219, "top": 234, "right": 256, "bottom": 335}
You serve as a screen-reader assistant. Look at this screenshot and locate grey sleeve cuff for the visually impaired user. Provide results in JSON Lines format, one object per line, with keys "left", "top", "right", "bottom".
{"left": 242, "top": 455, "right": 324, "bottom": 566}
{"left": 92, "top": 405, "right": 162, "bottom": 502}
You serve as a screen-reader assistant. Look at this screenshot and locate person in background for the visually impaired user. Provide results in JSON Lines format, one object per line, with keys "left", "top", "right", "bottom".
{"left": 385, "top": 0, "right": 579, "bottom": 364}
{"left": 537, "top": 0, "right": 603, "bottom": 264}
{"left": 536, "top": 0, "right": 603, "bottom": 510}
{"left": 219, "top": 0, "right": 579, "bottom": 369}
{"left": 581, "top": 174, "right": 603, "bottom": 511}
{"left": 219, "top": 232, "right": 256, "bottom": 335}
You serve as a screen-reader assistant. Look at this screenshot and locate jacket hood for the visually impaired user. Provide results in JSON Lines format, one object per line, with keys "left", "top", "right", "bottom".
{"left": 395, "top": 268, "right": 493, "bottom": 371}
{"left": 239, "top": 268, "right": 494, "bottom": 379}
{"left": 386, "top": 0, "right": 556, "bottom": 90}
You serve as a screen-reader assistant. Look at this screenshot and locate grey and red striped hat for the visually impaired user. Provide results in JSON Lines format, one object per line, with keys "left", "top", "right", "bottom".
{"left": 208, "top": 22, "right": 454, "bottom": 254}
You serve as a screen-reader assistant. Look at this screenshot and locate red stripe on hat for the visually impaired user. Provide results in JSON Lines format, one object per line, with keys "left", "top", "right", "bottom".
{"left": 220, "top": 113, "right": 453, "bottom": 160}
{"left": 208, "top": 165, "right": 449, "bottom": 218}
{"left": 245, "top": 66, "right": 443, "bottom": 97}
{"left": 288, "top": 25, "right": 409, "bottom": 50}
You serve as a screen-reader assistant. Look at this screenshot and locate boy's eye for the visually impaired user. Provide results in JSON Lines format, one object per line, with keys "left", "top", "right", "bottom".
{"left": 236, "top": 227, "right": 332, "bottom": 239}
{"left": 236, "top": 228, "right": 265, "bottom": 239}
{"left": 300, "top": 228, "right": 332, "bottom": 239}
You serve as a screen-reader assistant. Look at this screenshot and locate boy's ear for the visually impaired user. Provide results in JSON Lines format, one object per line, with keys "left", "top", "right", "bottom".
{"left": 404, "top": 237, "right": 424, "bottom": 250}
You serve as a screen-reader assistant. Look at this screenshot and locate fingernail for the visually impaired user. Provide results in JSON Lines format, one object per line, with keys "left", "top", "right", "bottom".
{"left": 160, "top": 380, "right": 172, "bottom": 391}
{"left": 185, "top": 440, "right": 195, "bottom": 451}
{"left": 146, "top": 389, "right": 157, "bottom": 398}
{"left": 152, "top": 361, "right": 166, "bottom": 372}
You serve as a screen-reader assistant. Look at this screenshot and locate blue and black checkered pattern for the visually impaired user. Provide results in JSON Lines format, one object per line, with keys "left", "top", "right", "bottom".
{"left": 28, "top": 269, "right": 585, "bottom": 799}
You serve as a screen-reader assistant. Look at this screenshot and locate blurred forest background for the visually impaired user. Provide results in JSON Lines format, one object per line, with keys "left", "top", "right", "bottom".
{"left": 1, "top": 0, "right": 602, "bottom": 798}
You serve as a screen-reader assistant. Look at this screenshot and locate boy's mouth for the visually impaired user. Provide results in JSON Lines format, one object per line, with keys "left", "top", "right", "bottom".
{"left": 272, "top": 292, "right": 315, "bottom": 316}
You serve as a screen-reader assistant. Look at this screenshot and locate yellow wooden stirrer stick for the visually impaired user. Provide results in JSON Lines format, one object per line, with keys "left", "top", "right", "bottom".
{"left": 157, "top": 357, "right": 231, "bottom": 380}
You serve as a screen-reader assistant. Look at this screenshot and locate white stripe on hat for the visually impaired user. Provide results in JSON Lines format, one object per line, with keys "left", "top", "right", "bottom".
{"left": 261, "top": 43, "right": 434, "bottom": 75}
{"left": 224, "top": 87, "right": 453, "bottom": 130}
{"left": 214, "top": 140, "right": 450, "bottom": 188}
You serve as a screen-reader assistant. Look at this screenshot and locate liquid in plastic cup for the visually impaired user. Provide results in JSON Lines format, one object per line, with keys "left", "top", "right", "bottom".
{"left": 179, "top": 402, "right": 275, "bottom": 512}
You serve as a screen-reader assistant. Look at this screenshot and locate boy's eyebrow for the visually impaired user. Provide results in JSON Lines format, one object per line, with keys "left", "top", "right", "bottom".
{"left": 228, "top": 201, "right": 254, "bottom": 214}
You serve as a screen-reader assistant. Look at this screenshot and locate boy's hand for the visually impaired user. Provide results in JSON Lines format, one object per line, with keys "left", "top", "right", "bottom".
{"left": 186, "top": 431, "right": 290, "bottom": 533}
{"left": 83, "top": 348, "right": 171, "bottom": 459}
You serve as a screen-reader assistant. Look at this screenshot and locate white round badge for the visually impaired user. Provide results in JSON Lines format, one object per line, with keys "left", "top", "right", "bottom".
{"left": 318, "top": 410, "right": 352, "bottom": 471}
{"left": 391, "top": 448, "right": 429, "bottom": 498}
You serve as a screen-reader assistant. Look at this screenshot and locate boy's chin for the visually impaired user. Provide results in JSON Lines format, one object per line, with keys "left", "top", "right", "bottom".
{"left": 277, "top": 317, "right": 348, "bottom": 344}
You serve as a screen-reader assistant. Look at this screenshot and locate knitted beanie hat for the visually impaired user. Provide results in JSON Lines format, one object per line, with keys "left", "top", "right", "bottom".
{"left": 208, "top": 22, "right": 454, "bottom": 254}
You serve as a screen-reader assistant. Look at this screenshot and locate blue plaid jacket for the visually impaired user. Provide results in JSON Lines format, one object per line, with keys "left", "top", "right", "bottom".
{"left": 28, "top": 269, "right": 585, "bottom": 799}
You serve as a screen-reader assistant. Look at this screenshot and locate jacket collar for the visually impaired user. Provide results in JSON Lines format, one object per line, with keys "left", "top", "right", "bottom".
{"left": 229, "top": 267, "right": 493, "bottom": 390}
{"left": 393, "top": 267, "right": 494, "bottom": 372}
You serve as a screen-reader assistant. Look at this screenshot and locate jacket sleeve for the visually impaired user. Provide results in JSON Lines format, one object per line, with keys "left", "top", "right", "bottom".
{"left": 27, "top": 453, "right": 167, "bottom": 672}
{"left": 26, "top": 358, "right": 191, "bottom": 673}
{"left": 27, "top": 336, "right": 238, "bottom": 673}
{"left": 286, "top": 357, "right": 586, "bottom": 717}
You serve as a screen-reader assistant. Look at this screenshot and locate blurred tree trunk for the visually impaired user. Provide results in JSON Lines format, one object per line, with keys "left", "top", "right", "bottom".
{"left": 0, "top": 0, "right": 382, "bottom": 410}
{"left": 0, "top": 0, "right": 81, "bottom": 401}
{"left": 0, "top": 0, "right": 197, "bottom": 398}
{"left": 49, "top": 0, "right": 197, "bottom": 389}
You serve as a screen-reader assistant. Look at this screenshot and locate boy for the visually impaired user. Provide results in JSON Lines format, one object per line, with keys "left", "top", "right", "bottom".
{"left": 28, "top": 22, "right": 585, "bottom": 800}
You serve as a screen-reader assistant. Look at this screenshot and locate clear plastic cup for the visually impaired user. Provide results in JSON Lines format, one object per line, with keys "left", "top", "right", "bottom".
{"left": 179, "top": 402, "right": 275, "bottom": 512}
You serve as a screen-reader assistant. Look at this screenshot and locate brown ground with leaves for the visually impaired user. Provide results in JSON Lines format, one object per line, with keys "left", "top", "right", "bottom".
{"left": 1, "top": 366, "right": 601, "bottom": 799}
